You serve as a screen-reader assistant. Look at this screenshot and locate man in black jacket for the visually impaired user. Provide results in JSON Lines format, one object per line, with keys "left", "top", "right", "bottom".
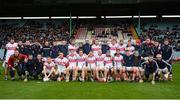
{"left": 59, "top": 40, "right": 68, "bottom": 57}
{"left": 32, "top": 41, "right": 42, "bottom": 57}
{"left": 141, "top": 55, "right": 158, "bottom": 84}
{"left": 156, "top": 54, "right": 172, "bottom": 80}
{"left": 25, "top": 55, "right": 35, "bottom": 80}
{"left": 25, "top": 54, "right": 43, "bottom": 80}
{"left": 33, "top": 54, "right": 43, "bottom": 79}
{"left": 23, "top": 40, "right": 33, "bottom": 56}
{"left": 42, "top": 41, "right": 51, "bottom": 57}
{"left": 161, "top": 39, "right": 173, "bottom": 80}
{"left": 50, "top": 41, "right": 59, "bottom": 58}
{"left": 82, "top": 40, "right": 91, "bottom": 55}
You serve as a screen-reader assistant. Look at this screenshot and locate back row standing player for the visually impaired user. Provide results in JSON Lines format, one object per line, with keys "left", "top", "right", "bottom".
{"left": 161, "top": 39, "right": 173, "bottom": 80}
{"left": 109, "top": 39, "right": 119, "bottom": 57}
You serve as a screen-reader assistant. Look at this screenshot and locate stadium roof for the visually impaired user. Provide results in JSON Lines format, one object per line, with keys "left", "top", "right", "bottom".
{"left": 0, "top": 0, "right": 180, "bottom": 17}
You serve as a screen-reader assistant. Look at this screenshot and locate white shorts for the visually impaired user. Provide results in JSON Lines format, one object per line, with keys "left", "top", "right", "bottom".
{"left": 57, "top": 65, "right": 66, "bottom": 74}
{"left": 105, "top": 63, "right": 113, "bottom": 69}
{"left": 114, "top": 63, "right": 123, "bottom": 70}
{"left": 158, "top": 67, "right": 168, "bottom": 74}
{"left": 87, "top": 63, "right": 96, "bottom": 70}
{"left": 125, "top": 67, "right": 133, "bottom": 71}
{"left": 68, "top": 62, "right": 77, "bottom": 70}
{"left": 77, "top": 62, "right": 86, "bottom": 70}
{"left": 96, "top": 62, "right": 105, "bottom": 69}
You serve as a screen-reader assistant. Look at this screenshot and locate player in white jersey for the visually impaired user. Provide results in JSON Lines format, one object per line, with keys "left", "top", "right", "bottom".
{"left": 4, "top": 39, "right": 18, "bottom": 80}
{"left": 86, "top": 51, "right": 96, "bottom": 81}
{"left": 5, "top": 39, "right": 18, "bottom": 62}
{"left": 114, "top": 49, "right": 124, "bottom": 81}
{"left": 91, "top": 39, "right": 101, "bottom": 56}
{"left": 67, "top": 50, "right": 78, "bottom": 81}
{"left": 54, "top": 52, "right": 69, "bottom": 81}
{"left": 109, "top": 39, "right": 118, "bottom": 57}
{"left": 76, "top": 50, "right": 87, "bottom": 82}
{"left": 126, "top": 40, "right": 135, "bottom": 55}
{"left": 68, "top": 40, "right": 77, "bottom": 53}
{"left": 42, "top": 57, "right": 56, "bottom": 81}
{"left": 104, "top": 51, "right": 114, "bottom": 82}
{"left": 95, "top": 50, "right": 106, "bottom": 80}
{"left": 118, "top": 40, "right": 127, "bottom": 54}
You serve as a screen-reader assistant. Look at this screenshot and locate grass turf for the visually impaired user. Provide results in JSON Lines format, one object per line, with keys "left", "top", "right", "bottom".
{"left": 0, "top": 62, "right": 180, "bottom": 99}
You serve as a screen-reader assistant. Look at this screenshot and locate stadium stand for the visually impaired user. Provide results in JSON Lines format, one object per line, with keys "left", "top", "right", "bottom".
{"left": 0, "top": 20, "right": 73, "bottom": 48}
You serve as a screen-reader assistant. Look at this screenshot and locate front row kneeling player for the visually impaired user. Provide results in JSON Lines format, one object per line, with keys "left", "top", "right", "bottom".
{"left": 67, "top": 50, "right": 77, "bottom": 81}
{"left": 156, "top": 54, "right": 172, "bottom": 80}
{"left": 54, "top": 52, "right": 69, "bottom": 81}
{"left": 86, "top": 51, "right": 96, "bottom": 82}
{"left": 7, "top": 50, "right": 28, "bottom": 81}
{"left": 42, "top": 57, "right": 56, "bottom": 81}
{"left": 123, "top": 51, "right": 136, "bottom": 81}
{"left": 141, "top": 55, "right": 158, "bottom": 84}
{"left": 132, "top": 51, "right": 143, "bottom": 82}
{"left": 76, "top": 50, "right": 87, "bottom": 82}
{"left": 31, "top": 54, "right": 44, "bottom": 80}
{"left": 96, "top": 50, "right": 106, "bottom": 82}
{"left": 113, "top": 49, "right": 124, "bottom": 81}
{"left": 104, "top": 51, "right": 114, "bottom": 82}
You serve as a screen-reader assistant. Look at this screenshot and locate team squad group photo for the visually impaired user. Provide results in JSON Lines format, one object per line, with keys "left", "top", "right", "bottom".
{"left": 3, "top": 37, "right": 173, "bottom": 85}
{"left": 1, "top": 0, "right": 180, "bottom": 99}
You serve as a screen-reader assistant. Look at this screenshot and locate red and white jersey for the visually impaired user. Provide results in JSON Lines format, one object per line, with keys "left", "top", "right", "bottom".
{"left": 126, "top": 46, "right": 135, "bottom": 55}
{"left": 91, "top": 44, "right": 101, "bottom": 56}
{"left": 114, "top": 55, "right": 124, "bottom": 67}
{"left": 54, "top": 57, "right": 69, "bottom": 67}
{"left": 77, "top": 54, "right": 87, "bottom": 63}
{"left": 109, "top": 43, "right": 119, "bottom": 56}
{"left": 68, "top": 44, "right": 77, "bottom": 51}
{"left": 118, "top": 44, "right": 127, "bottom": 54}
{"left": 95, "top": 54, "right": 105, "bottom": 64}
{"left": 86, "top": 56, "right": 96, "bottom": 64}
{"left": 44, "top": 61, "right": 55, "bottom": 71}
{"left": 104, "top": 56, "right": 113, "bottom": 65}
{"left": 67, "top": 53, "right": 77, "bottom": 64}
{"left": 5, "top": 42, "right": 18, "bottom": 62}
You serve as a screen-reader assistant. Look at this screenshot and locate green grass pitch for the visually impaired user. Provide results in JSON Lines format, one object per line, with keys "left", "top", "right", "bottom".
{"left": 0, "top": 62, "right": 180, "bottom": 99}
